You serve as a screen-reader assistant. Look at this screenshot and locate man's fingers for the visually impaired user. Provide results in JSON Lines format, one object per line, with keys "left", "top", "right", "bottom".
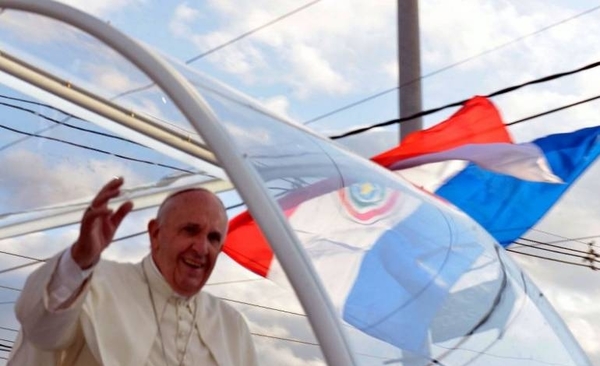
{"left": 111, "top": 201, "right": 134, "bottom": 229}
{"left": 90, "top": 177, "right": 124, "bottom": 209}
{"left": 82, "top": 207, "right": 112, "bottom": 225}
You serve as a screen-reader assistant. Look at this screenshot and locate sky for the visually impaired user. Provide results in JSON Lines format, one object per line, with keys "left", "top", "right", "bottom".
{"left": 0, "top": 0, "right": 600, "bottom": 364}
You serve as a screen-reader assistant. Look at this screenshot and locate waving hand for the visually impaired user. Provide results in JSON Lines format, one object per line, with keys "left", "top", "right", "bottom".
{"left": 71, "top": 177, "right": 134, "bottom": 269}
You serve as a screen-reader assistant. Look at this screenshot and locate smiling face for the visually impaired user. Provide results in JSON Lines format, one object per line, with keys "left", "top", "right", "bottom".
{"left": 148, "top": 189, "right": 228, "bottom": 297}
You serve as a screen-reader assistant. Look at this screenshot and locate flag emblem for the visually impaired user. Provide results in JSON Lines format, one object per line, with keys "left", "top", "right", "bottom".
{"left": 338, "top": 182, "right": 399, "bottom": 223}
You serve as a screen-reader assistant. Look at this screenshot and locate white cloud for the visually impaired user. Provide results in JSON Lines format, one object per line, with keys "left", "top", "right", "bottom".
{"left": 254, "top": 341, "right": 325, "bottom": 366}
{"left": 0, "top": 149, "right": 145, "bottom": 211}
{"left": 189, "top": 30, "right": 267, "bottom": 78}
{"left": 260, "top": 95, "right": 292, "bottom": 120}
{"left": 170, "top": 2, "right": 202, "bottom": 37}
{"left": 84, "top": 64, "right": 140, "bottom": 95}
{"left": 169, "top": 0, "right": 395, "bottom": 98}
{"left": 287, "top": 44, "right": 352, "bottom": 98}
{"left": 566, "top": 317, "right": 600, "bottom": 356}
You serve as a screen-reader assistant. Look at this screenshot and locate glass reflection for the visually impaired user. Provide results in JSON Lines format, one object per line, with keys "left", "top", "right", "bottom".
{"left": 0, "top": 7, "right": 589, "bottom": 365}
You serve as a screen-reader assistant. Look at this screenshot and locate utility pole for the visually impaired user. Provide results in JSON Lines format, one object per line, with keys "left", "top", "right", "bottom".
{"left": 398, "top": 0, "right": 423, "bottom": 141}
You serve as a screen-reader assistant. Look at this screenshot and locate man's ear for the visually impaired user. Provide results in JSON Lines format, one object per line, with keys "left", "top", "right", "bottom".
{"left": 148, "top": 219, "right": 159, "bottom": 251}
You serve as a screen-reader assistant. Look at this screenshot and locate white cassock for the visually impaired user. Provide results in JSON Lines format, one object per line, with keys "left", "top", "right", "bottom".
{"left": 7, "top": 251, "right": 258, "bottom": 366}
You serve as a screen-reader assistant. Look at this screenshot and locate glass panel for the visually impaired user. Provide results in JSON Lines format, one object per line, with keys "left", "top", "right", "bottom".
{"left": 181, "top": 54, "right": 588, "bottom": 366}
{"left": 0, "top": 9, "right": 324, "bottom": 365}
{"left": 0, "top": 6, "right": 589, "bottom": 366}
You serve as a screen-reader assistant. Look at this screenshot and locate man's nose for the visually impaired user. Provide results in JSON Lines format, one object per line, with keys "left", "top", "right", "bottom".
{"left": 192, "top": 236, "right": 210, "bottom": 254}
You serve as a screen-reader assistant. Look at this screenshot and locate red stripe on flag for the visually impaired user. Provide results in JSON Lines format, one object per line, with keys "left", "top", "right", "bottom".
{"left": 371, "top": 96, "right": 511, "bottom": 168}
{"left": 224, "top": 211, "right": 274, "bottom": 277}
{"left": 225, "top": 206, "right": 299, "bottom": 277}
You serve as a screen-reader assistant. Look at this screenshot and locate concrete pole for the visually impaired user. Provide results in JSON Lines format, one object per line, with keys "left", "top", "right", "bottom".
{"left": 398, "top": 0, "right": 423, "bottom": 141}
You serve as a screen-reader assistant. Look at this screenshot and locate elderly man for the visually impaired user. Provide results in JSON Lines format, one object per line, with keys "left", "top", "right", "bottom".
{"left": 8, "top": 177, "right": 258, "bottom": 366}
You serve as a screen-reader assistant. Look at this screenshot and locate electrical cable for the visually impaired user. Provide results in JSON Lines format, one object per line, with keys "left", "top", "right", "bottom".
{"left": 185, "top": 0, "right": 322, "bottom": 64}
{"left": 0, "top": 123, "right": 194, "bottom": 174}
{"left": 205, "top": 278, "right": 264, "bottom": 287}
{"left": 304, "top": 4, "right": 600, "bottom": 126}
{"left": 506, "top": 93, "right": 600, "bottom": 127}
{"left": 0, "top": 94, "right": 75, "bottom": 117}
{"left": 0, "top": 250, "right": 45, "bottom": 263}
{"left": 528, "top": 228, "right": 600, "bottom": 247}
{"left": 329, "top": 59, "right": 600, "bottom": 139}
{"left": 250, "top": 332, "right": 317, "bottom": 346}
{"left": 512, "top": 240, "right": 597, "bottom": 262}
{"left": 219, "top": 297, "right": 306, "bottom": 317}
{"left": 0, "top": 261, "right": 44, "bottom": 275}
{"left": 516, "top": 237, "right": 596, "bottom": 255}
{"left": 506, "top": 248, "right": 595, "bottom": 269}
{"left": 0, "top": 284, "right": 23, "bottom": 292}
{"left": 0, "top": 101, "right": 141, "bottom": 146}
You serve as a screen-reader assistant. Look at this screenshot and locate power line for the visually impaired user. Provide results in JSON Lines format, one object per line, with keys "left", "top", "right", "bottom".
{"left": 529, "top": 228, "right": 600, "bottom": 247}
{"left": 506, "top": 93, "right": 600, "bottom": 127}
{"left": 548, "top": 234, "right": 600, "bottom": 245}
{"left": 0, "top": 284, "right": 24, "bottom": 292}
{"left": 0, "top": 261, "right": 44, "bottom": 275}
{"left": 304, "top": 4, "right": 600, "bottom": 125}
{"left": 0, "top": 250, "right": 45, "bottom": 263}
{"left": 0, "top": 123, "right": 194, "bottom": 174}
{"left": 0, "top": 101, "right": 140, "bottom": 147}
{"left": 0, "top": 94, "right": 75, "bottom": 117}
{"left": 250, "top": 332, "right": 318, "bottom": 346}
{"left": 516, "top": 238, "right": 594, "bottom": 256}
{"left": 329, "top": 58, "right": 600, "bottom": 139}
{"left": 413, "top": 4, "right": 600, "bottom": 89}
{"left": 219, "top": 296, "right": 306, "bottom": 317}
{"left": 185, "top": 0, "right": 322, "bottom": 64}
{"left": 112, "top": 230, "right": 146, "bottom": 243}
{"left": 506, "top": 248, "right": 595, "bottom": 269}
{"left": 512, "top": 240, "right": 597, "bottom": 262}
{"left": 205, "top": 278, "right": 264, "bottom": 287}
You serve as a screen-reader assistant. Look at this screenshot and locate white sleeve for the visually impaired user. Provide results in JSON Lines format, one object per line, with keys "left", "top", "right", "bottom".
{"left": 47, "top": 249, "right": 95, "bottom": 311}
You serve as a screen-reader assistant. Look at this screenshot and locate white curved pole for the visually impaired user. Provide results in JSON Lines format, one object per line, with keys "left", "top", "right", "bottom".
{"left": 0, "top": 1, "right": 356, "bottom": 365}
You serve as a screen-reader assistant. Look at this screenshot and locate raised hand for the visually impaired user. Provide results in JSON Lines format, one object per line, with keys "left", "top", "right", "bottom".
{"left": 71, "top": 177, "right": 134, "bottom": 269}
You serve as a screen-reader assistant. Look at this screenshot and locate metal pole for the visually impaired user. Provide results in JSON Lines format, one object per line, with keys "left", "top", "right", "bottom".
{"left": 398, "top": 0, "right": 423, "bottom": 141}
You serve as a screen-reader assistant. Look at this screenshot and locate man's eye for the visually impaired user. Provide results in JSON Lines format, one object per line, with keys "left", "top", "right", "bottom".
{"left": 208, "top": 232, "right": 222, "bottom": 245}
{"left": 182, "top": 226, "right": 199, "bottom": 235}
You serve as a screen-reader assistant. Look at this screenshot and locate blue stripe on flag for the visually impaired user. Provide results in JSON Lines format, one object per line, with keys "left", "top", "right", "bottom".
{"left": 435, "top": 126, "right": 600, "bottom": 246}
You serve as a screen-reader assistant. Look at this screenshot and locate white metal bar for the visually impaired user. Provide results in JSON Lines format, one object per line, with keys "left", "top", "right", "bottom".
{"left": 0, "top": 50, "right": 219, "bottom": 168}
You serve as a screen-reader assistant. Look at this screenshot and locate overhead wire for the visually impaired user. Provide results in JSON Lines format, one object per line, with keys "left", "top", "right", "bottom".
{"left": 108, "top": 0, "right": 600, "bottom": 127}
{"left": 2, "top": 53, "right": 599, "bottom": 180}
{"left": 250, "top": 332, "right": 318, "bottom": 346}
{"left": 0, "top": 100, "right": 141, "bottom": 147}
{"left": 512, "top": 240, "right": 598, "bottom": 262}
{"left": 329, "top": 58, "right": 600, "bottom": 139}
{"left": 0, "top": 261, "right": 44, "bottom": 275}
{"left": 185, "top": 0, "right": 323, "bottom": 64}
{"left": 516, "top": 238, "right": 595, "bottom": 256}
{"left": 1, "top": 3, "right": 599, "bottom": 360}
{"left": 304, "top": 3, "right": 600, "bottom": 125}
{"left": 1, "top": 2, "right": 598, "bottom": 160}
{"left": 506, "top": 248, "right": 596, "bottom": 269}
{"left": 0, "top": 123, "right": 194, "bottom": 174}
{"left": 110, "top": 0, "right": 324, "bottom": 101}
{"left": 529, "top": 228, "right": 600, "bottom": 247}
